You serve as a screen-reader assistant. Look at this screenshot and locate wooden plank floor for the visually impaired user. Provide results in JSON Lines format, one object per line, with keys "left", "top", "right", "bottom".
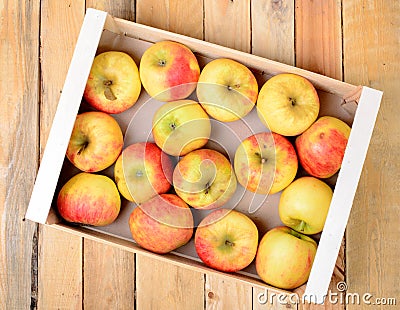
{"left": 1, "top": 0, "right": 398, "bottom": 309}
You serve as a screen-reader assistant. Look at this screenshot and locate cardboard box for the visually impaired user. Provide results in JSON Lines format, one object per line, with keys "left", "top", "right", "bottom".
{"left": 25, "top": 9, "right": 382, "bottom": 304}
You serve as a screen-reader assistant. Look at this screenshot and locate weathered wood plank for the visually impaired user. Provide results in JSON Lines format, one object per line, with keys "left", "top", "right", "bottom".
{"left": 0, "top": 0, "right": 40, "bottom": 308}
{"left": 205, "top": 274, "right": 252, "bottom": 310}
{"left": 137, "top": 0, "right": 204, "bottom": 39}
{"left": 295, "top": 0, "right": 342, "bottom": 79}
{"left": 86, "top": 0, "right": 135, "bottom": 21}
{"left": 343, "top": 0, "right": 400, "bottom": 308}
{"left": 136, "top": 255, "right": 205, "bottom": 309}
{"left": 204, "top": 0, "right": 251, "bottom": 52}
{"left": 83, "top": 240, "right": 135, "bottom": 309}
{"left": 253, "top": 286, "right": 297, "bottom": 309}
{"left": 38, "top": 0, "right": 85, "bottom": 309}
{"left": 38, "top": 226, "right": 83, "bottom": 309}
{"left": 251, "top": 0, "right": 295, "bottom": 65}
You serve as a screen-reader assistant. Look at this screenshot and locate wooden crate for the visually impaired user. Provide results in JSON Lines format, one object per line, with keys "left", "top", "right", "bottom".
{"left": 25, "top": 9, "right": 382, "bottom": 304}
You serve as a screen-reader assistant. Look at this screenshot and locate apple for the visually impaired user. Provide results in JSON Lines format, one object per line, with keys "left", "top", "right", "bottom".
{"left": 295, "top": 116, "right": 351, "bottom": 178}
{"left": 66, "top": 111, "right": 123, "bottom": 172}
{"left": 173, "top": 149, "right": 237, "bottom": 209}
{"left": 257, "top": 73, "right": 320, "bottom": 136}
{"left": 152, "top": 100, "right": 211, "bottom": 156}
{"left": 83, "top": 51, "right": 141, "bottom": 114}
{"left": 196, "top": 58, "right": 258, "bottom": 122}
{"left": 139, "top": 41, "right": 200, "bottom": 101}
{"left": 279, "top": 177, "right": 333, "bottom": 235}
{"left": 57, "top": 173, "right": 121, "bottom": 226}
{"left": 195, "top": 209, "right": 258, "bottom": 272}
{"left": 234, "top": 132, "right": 298, "bottom": 195}
{"left": 256, "top": 226, "right": 317, "bottom": 290}
{"left": 129, "top": 194, "right": 194, "bottom": 254}
{"left": 114, "top": 142, "right": 173, "bottom": 204}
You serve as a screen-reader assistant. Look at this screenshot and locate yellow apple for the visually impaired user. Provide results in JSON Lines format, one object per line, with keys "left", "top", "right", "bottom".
{"left": 139, "top": 41, "right": 200, "bottom": 101}
{"left": 234, "top": 132, "right": 298, "bottom": 194}
{"left": 84, "top": 51, "right": 141, "bottom": 114}
{"left": 256, "top": 226, "right": 317, "bottom": 289}
{"left": 279, "top": 177, "right": 333, "bottom": 235}
{"left": 196, "top": 58, "right": 258, "bottom": 122}
{"left": 173, "top": 149, "right": 237, "bottom": 209}
{"left": 295, "top": 116, "right": 351, "bottom": 178}
{"left": 152, "top": 100, "right": 211, "bottom": 156}
{"left": 66, "top": 111, "right": 123, "bottom": 172}
{"left": 257, "top": 73, "right": 320, "bottom": 136}
{"left": 195, "top": 209, "right": 258, "bottom": 272}
{"left": 57, "top": 173, "right": 121, "bottom": 226}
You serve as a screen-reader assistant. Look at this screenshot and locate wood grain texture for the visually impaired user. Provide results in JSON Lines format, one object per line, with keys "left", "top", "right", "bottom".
{"left": 86, "top": 0, "right": 135, "bottom": 21}
{"left": 136, "top": 255, "right": 205, "bottom": 309}
{"left": 343, "top": 0, "right": 400, "bottom": 308}
{"left": 83, "top": 240, "right": 135, "bottom": 309}
{"left": 38, "top": 0, "right": 85, "bottom": 309}
{"left": 251, "top": 0, "right": 295, "bottom": 65}
{"left": 295, "top": 0, "right": 342, "bottom": 79}
{"left": 136, "top": 0, "right": 204, "bottom": 39}
{"left": 205, "top": 274, "right": 252, "bottom": 310}
{"left": 253, "top": 286, "right": 296, "bottom": 309}
{"left": 0, "top": 0, "right": 39, "bottom": 308}
{"left": 38, "top": 226, "right": 83, "bottom": 309}
{"left": 82, "top": 2, "right": 137, "bottom": 309}
{"left": 204, "top": 0, "right": 251, "bottom": 52}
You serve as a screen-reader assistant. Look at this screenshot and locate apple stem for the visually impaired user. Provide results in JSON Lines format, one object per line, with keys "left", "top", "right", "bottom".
{"left": 299, "top": 221, "right": 306, "bottom": 232}
{"left": 225, "top": 240, "right": 234, "bottom": 247}
{"left": 103, "top": 80, "right": 117, "bottom": 101}
{"left": 77, "top": 142, "right": 88, "bottom": 155}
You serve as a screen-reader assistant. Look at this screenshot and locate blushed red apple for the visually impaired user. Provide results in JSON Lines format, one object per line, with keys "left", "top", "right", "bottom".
{"left": 295, "top": 116, "right": 351, "bottom": 178}
{"left": 195, "top": 209, "right": 258, "bottom": 272}
{"left": 128, "top": 194, "right": 194, "bottom": 254}
{"left": 66, "top": 111, "right": 123, "bottom": 172}
{"left": 139, "top": 41, "right": 200, "bottom": 101}
{"left": 57, "top": 173, "right": 121, "bottom": 226}
{"left": 234, "top": 132, "right": 298, "bottom": 194}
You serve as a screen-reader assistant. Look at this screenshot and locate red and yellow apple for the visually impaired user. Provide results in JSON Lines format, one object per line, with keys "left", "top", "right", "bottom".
{"left": 257, "top": 73, "right": 320, "bottom": 136}
{"left": 152, "top": 100, "right": 211, "bottom": 156}
{"left": 195, "top": 209, "right": 258, "bottom": 272}
{"left": 256, "top": 226, "right": 317, "bottom": 289}
{"left": 279, "top": 177, "right": 333, "bottom": 235}
{"left": 84, "top": 51, "right": 141, "bottom": 114}
{"left": 57, "top": 173, "right": 121, "bottom": 226}
{"left": 234, "top": 132, "right": 298, "bottom": 195}
{"left": 114, "top": 142, "right": 173, "bottom": 204}
{"left": 66, "top": 111, "right": 123, "bottom": 172}
{"left": 139, "top": 41, "right": 200, "bottom": 101}
{"left": 128, "top": 194, "right": 194, "bottom": 254}
{"left": 196, "top": 58, "right": 258, "bottom": 122}
{"left": 173, "top": 149, "right": 237, "bottom": 209}
{"left": 295, "top": 116, "right": 351, "bottom": 178}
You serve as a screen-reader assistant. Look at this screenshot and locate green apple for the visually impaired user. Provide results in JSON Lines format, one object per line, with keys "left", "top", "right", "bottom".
{"left": 152, "top": 100, "right": 211, "bottom": 156}
{"left": 279, "top": 177, "right": 333, "bottom": 234}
